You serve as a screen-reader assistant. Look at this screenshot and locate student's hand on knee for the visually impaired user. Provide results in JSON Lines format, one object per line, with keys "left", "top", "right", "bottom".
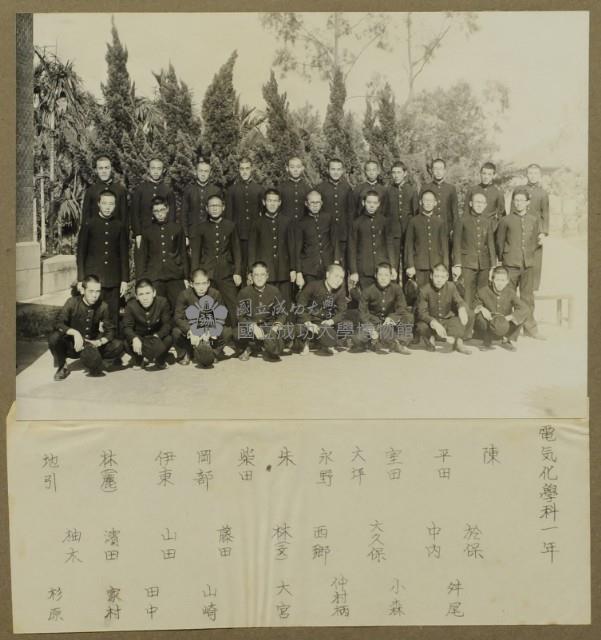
{"left": 458, "top": 307, "right": 468, "bottom": 326}
{"left": 190, "top": 334, "right": 201, "bottom": 347}
{"left": 370, "top": 330, "right": 379, "bottom": 341}
{"left": 132, "top": 337, "right": 143, "bottom": 355}
{"left": 69, "top": 329, "right": 84, "bottom": 352}
{"left": 321, "top": 319, "right": 334, "bottom": 327}
{"left": 481, "top": 308, "right": 492, "bottom": 321}
{"left": 252, "top": 323, "right": 265, "bottom": 340}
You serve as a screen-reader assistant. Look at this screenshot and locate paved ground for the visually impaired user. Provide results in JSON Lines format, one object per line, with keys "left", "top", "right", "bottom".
{"left": 16, "top": 235, "right": 587, "bottom": 422}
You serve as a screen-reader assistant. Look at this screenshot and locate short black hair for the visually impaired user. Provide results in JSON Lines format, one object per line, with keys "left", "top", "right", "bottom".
{"left": 512, "top": 187, "right": 530, "bottom": 201}
{"left": 97, "top": 189, "right": 116, "bottom": 201}
{"left": 363, "top": 189, "right": 381, "bottom": 201}
{"left": 326, "top": 263, "right": 344, "bottom": 275}
{"left": 527, "top": 163, "right": 542, "bottom": 171}
{"left": 328, "top": 157, "right": 344, "bottom": 168}
{"left": 376, "top": 262, "right": 392, "bottom": 273}
{"left": 135, "top": 278, "right": 155, "bottom": 292}
{"left": 94, "top": 154, "right": 112, "bottom": 167}
{"left": 431, "top": 157, "right": 446, "bottom": 168}
{"left": 263, "top": 187, "right": 282, "bottom": 200}
{"left": 481, "top": 162, "right": 496, "bottom": 172}
{"left": 492, "top": 265, "right": 509, "bottom": 278}
{"left": 207, "top": 194, "right": 224, "bottom": 205}
{"left": 151, "top": 195, "right": 169, "bottom": 209}
{"left": 82, "top": 274, "right": 101, "bottom": 288}
{"left": 431, "top": 263, "right": 449, "bottom": 274}
{"left": 191, "top": 268, "right": 210, "bottom": 282}
{"left": 391, "top": 161, "right": 408, "bottom": 172}
{"left": 250, "top": 261, "right": 269, "bottom": 273}
{"left": 421, "top": 189, "right": 437, "bottom": 200}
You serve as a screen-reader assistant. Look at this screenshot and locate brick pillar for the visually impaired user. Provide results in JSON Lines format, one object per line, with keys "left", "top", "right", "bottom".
{"left": 16, "top": 14, "right": 40, "bottom": 300}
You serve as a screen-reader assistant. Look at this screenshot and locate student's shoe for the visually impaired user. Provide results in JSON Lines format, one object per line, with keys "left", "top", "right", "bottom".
{"left": 88, "top": 369, "right": 106, "bottom": 377}
{"left": 501, "top": 341, "right": 517, "bottom": 352}
{"left": 53, "top": 367, "right": 70, "bottom": 381}
{"left": 424, "top": 337, "right": 436, "bottom": 352}
{"left": 130, "top": 355, "right": 144, "bottom": 370}
{"left": 263, "top": 352, "right": 282, "bottom": 362}
{"left": 479, "top": 342, "right": 494, "bottom": 352}
{"left": 392, "top": 340, "right": 411, "bottom": 355}
{"left": 318, "top": 346, "right": 335, "bottom": 356}
{"left": 177, "top": 353, "right": 191, "bottom": 366}
{"left": 154, "top": 361, "right": 168, "bottom": 370}
{"left": 300, "top": 343, "right": 310, "bottom": 356}
{"left": 238, "top": 347, "right": 252, "bottom": 362}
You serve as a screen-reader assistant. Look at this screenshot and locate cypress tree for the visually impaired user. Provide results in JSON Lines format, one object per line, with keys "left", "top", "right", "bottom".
{"left": 362, "top": 83, "right": 400, "bottom": 174}
{"left": 201, "top": 51, "right": 241, "bottom": 187}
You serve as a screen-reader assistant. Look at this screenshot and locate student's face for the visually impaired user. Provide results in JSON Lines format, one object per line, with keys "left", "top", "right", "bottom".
{"left": 376, "top": 268, "right": 392, "bottom": 288}
{"left": 251, "top": 267, "right": 269, "bottom": 288}
{"left": 152, "top": 203, "right": 169, "bottom": 223}
{"left": 364, "top": 195, "right": 380, "bottom": 215}
{"left": 148, "top": 160, "right": 164, "bottom": 181}
{"left": 432, "top": 161, "right": 446, "bottom": 181}
{"left": 527, "top": 166, "right": 541, "bottom": 184}
{"left": 325, "top": 267, "right": 344, "bottom": 290}
{"left": 83, "top": 281, "right": 102, "bottom": 305}
{"left": 328, "top": 162, "right": 344, "bottom": 181}
{"left": 493, "top": 272, "right": 509, "bottom": 292}
{"left": 96, "top": 159, "right": 112, "bottom": 182}
{"left": 421, "top": 193, "right": 437, "bottom": 213}
{"left": 471, "top": 193, "right": 487, "bottom": 215}
{"left": 391, "top": 167, "right": 407, "bottom": 184}
{"left": 192, "top": 274, "right": 211, "bottom": 297}
{"left": 306, "top": 193, "right": 322, "bottom": 215}
{"left": 264, "top": 194, "right": 281, "bottom": 214}
{"left": 196, "top": 163, "right": 211, "bottom": 183}
{"left": 365, "top": 163, "right": 379, "bottom": 182}
{"left": 513, "top": 194, "right": 529, "bottom": 214}
{"left": 136, "top": 285, "right": 156, "bottom": 309}
{"left": 287, "top": 158, "right": 304, "bottom": 179}
{"left": 98, "top": 195, "right": 116, "bottom": 218}
{"left": 207, "top": 198, "right": 224, "bottom": 219}
{"left": 239, "top": 162, "right": 252, "bottom": 181}
{"left": 480, "top": 168, "right": 495, "bottom": 185}
{"left": 431, "top": 268, "right": 448, "bottom": 288}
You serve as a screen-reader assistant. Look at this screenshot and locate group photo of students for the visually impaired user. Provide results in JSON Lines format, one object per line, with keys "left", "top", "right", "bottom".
{"left": 48, "top": 151, "right": 549, "bottom": 381}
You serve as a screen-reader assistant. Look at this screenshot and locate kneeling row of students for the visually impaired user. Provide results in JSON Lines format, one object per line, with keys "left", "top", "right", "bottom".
{"left": 48, "top": 262, "right": 530, "bottom": 380}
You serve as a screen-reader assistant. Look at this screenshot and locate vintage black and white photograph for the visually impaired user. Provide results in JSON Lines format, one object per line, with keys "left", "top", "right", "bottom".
{"left": 15, "top": 11, "right": 588, "bottom": 420}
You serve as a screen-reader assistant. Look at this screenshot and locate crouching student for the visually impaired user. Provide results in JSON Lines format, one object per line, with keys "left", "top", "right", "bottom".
{"left": 474, "top": 266, "right": 529, "bottom": 351}
{"left": 236, "top": 262, "right": 289, "bottom": 362}
{"left": 172, "top": 269, "right": 232, "bottom": 368}
{"left": 294, "top": 263, "right": 349, "bottom": 356}
{"left": 49, "top": 274, "right": 124, "bottom": 380}
{"left": 352, "top": 262, "right": 413, "bottom": 355}
{"left": 122, "top": 279, "right": 173, "bottom": 370}
{"left": 415, "top": 263, "right": 472, "bottom": 355}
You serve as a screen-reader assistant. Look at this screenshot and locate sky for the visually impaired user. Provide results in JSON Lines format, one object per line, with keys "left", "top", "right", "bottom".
{"left": 33, "top": 11, "right": 589, "bottom": 169}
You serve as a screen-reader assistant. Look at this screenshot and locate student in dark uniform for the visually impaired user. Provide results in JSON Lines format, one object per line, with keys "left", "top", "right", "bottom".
{"left": 352, "top": 160, "right": 386, "bottom": 218}
{"left": 452, "top": 191, "right": 496, "bottom": 308}
{"left": 181, "top": 160, "right": 222, "bottom": 243}
{"left": 416, "top": 263, "right": 471, "bottom": 355}
{"left": 76, "top": 189, "right": 128, "bottom": 331}
{"left": 474, "top": 266, "right": 529, "bottom": 351}
{"left": 420, "top": 158, "right": 458, "bottom": 232}
{"left": 352, "top": 262, "right": 413, "bottom": 355}
{"left": 172, "top": 269, "right": 232, "bottom": 368}
{"left": 521, "top": 163, "right": 550, "bottom": 291}
{"left": 404, "top": 190, "right": 449, "bottom": 288}
{"left": 463, "top": 162, "right": 506, "bottom": 231}
{"left": 495, "top": 187, "right": 545, "bottom": 338}
{"left": 81, "top": 155, "right": 129, "bottom": 230}
{"left": 122, "top": 279, "right": 173, "bottom": 370}
{"left": 316, "top": 158, "right": 354, "bottom": 265}
{"left": 348, "top": 190, "right": 397, "bottom": 292}
{"left": 294, "top": 263, "right": 348, "bottom": 356}
{"left": 236, "top": 262, "right": 288, "bottom": 362}
{"left": 385, "top": 161, "right": 419, "bottom": 274}
{"left": 190, "top": 194, "right": 242, "bottom": 327}
{"left": 131, "top": 157, "right": 177, "bottom": 250}
{"left": 48, "top": 274, "right": 124, "bottom": 380}
{"left": 277, "top": 156, "right": 312, "bottom": 223}
{"left": 247, "top": 188, "right": 296, "bottom": 307}
{"left": 294, "top": 190, "right": 340, "bottom": 289}
{"left": 225, "top": 157, "right": 263, "bottom": 278}
{"left": 138, "top": 196, "right": 189, "bottom": 311}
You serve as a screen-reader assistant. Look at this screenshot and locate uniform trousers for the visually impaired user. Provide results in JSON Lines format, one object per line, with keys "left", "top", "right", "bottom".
{"left": 48, "top": 332, "right": 124, "bottom": 372}
{"left": 352, "top": 320, "right": 413, "bottom": 348}
{"left": 461, "top": 267, "right": 490, "bottom": 308}
{"left": 213, "top": 277, "right": 240, "bottom": 328}
{"left": 235, "top": 323, "right": 284, "bottom": 358}
{"left": 416, "top": 316, "right": 466, "bottom": 340}
{"left": 101, "top": 286, "right": 121, "bottom": 335}
{"left": 172, "top": 326, "right": 232, "bottom": 367}
{"left": 505, "top": 265, "right": 538, "bottom": 334}
{"left": 152, "top": 279, "right": 186, "bottom": 312}
{"left": 474, "top": 315, "right": 522, "bottom": 345}
{"left": 124, "top": 334, "right": 173, "bottom": 365}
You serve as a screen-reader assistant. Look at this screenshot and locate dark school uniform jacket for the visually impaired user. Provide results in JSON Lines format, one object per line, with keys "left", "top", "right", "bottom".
{"left": 296, "top": 280, "right": 348, "bottom": 324}
{"left": 236, "top": 284, "right": 288, "bottom": 327}
{"left": 404, "top": 212, "right": 449, "bottom": 271}
{"left": 174, "top": 286, "right": 224, "bottom": 335}
{"left": 420, "top": 179, "right": 458, "bottom": 231}
{"left": 348, "top": 212, "right": 396, "bottom": 277}
{"left": 139, "top": 219, "right": 189, "bottom": 282}
{"left": 82, "top": 178, "right": 129, "bottom": 230}
{"left": 474, "top": 282, "right": 529, "bottom": 324}
{"left": 359, "top": 282, "right": 412, "bottom": 325}
{"left": 495, "top": 211, "right": 541, "bottom": 269}
{"left": 181, "top": 181, "right": 222, "bottom": 239}
{"left": 190, "top": 217, "right": 241, "bottom": 279}
{"left": 248, "top": 211, "right": 295, "bottom": 282}
{"left": 55, "top": 295, "right": 115, "bottom": 341}
{"left": 417, "top": 281, "right": 467, "bottom": 323}
{"left": 76, "top": 213, "right": 128, "bottom": 288}
{"left": 131, "top": 178, "right": 177, "bottom": 236}
{"left": 122, "top": 296, "right": 172, "bottom": 341}
{"left": 225, "top": 178, "right": 263, "bottom": 241}
{"left": 294, "top": 212, "right": 340, "bottom": 277}
{"left": 452, "top": 211, "right": 496, "bottom": 270}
